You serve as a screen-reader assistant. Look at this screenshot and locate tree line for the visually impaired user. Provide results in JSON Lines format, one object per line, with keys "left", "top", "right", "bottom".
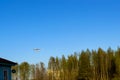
{"left": 12, "top": 48, "right": 120, "bottom": 80}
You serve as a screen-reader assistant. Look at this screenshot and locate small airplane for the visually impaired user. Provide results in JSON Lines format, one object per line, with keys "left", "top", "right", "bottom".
{"left": 33, "top": 48, "right": 40, "bottom": 52}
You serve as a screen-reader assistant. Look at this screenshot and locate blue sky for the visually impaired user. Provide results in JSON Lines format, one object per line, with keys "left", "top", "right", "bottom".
{"left": 0, "top": 0, "right": 120, "bottom": 66}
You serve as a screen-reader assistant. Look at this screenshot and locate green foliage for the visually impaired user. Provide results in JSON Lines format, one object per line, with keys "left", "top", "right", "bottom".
{"left": 78, "top": 50, "right": 91, "bottom": 80}
{"left": 19, "top": 62, "right": 30, "bottom": 80}
{"left": 12, "top": 47, "right": 120, "bottom": 80}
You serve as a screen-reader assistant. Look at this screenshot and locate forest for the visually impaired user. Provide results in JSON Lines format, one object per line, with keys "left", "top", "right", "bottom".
{"left": 12, "top": 48, "right": 120, "bottom": 80}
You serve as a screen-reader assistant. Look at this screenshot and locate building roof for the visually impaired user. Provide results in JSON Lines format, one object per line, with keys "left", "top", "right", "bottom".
{"left": 0, "top": 57, "right": 17, "bottom": 66}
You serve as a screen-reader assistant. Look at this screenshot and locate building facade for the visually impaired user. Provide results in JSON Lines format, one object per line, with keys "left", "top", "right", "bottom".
{"left": 0, "top": 58, "right": 17, "bottom": 80}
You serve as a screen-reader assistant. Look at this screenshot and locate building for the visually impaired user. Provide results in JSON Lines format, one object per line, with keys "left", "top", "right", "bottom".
{"left": 0, "top": 58, "right": 17, "bottom": 80}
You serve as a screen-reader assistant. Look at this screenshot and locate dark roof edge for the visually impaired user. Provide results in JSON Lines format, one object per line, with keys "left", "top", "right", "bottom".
{"left": 0, "top": 57, "right": 17, "bottom": 65}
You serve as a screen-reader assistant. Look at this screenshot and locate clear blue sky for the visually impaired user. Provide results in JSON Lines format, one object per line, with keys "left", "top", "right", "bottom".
{"left": 0, "top": 0, "right": 120, "bottom": 66}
